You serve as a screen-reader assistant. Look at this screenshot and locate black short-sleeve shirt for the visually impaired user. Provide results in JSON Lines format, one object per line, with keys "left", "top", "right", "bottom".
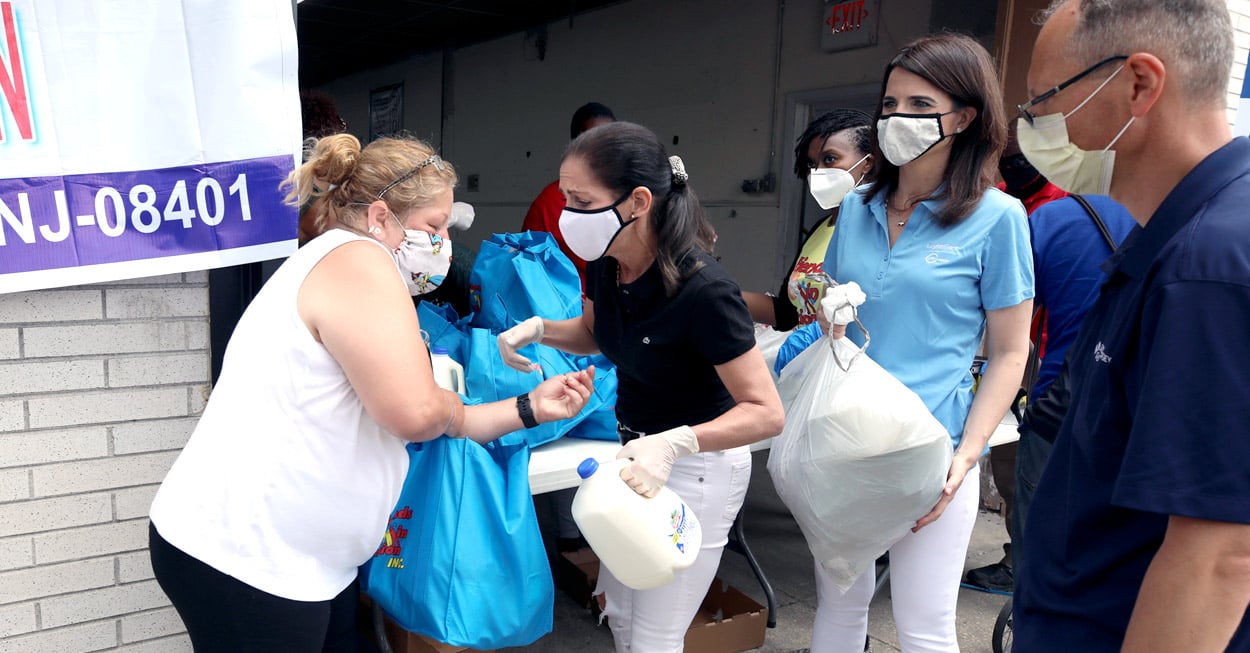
{"left": 586, "top": 251, "right": 755, "bottom": 434}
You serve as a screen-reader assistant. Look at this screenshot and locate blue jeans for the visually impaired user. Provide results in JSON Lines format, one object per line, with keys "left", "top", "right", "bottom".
{"left": 1011, "top": 425, "right": 1053, "bottom": 573}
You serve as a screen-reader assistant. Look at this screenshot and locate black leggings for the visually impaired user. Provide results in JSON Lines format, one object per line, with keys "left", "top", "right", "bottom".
{"left": 149, "top": 523, "right": 359, "bottom": 653}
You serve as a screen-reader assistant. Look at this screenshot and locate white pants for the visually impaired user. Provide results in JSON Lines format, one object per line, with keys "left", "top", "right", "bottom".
{"left": 597, "top": 446, "right": 753, "bottom": 653}
{"left": 811, "top": 464, "right": 980, "bottom": 653}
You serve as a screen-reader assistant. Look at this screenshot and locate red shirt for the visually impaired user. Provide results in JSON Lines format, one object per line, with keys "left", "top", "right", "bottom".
{"left": 996, "top": 180, "right": 1068, "bottom": 359}
{"left": 522, "top": 180, "right": 588, "bottom": 290}
{"left": 995, "top": 180, "right": 1068, "bottom": 215}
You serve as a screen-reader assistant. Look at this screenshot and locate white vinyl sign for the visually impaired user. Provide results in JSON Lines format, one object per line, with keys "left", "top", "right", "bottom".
{"left": 0, "top": 0, "right": 302, "bottom": 294}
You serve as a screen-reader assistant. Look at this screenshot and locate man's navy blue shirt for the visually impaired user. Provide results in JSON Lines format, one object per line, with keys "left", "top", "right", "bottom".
{"left": 1016, "top": 137, "right": 1250, "bottom": 651}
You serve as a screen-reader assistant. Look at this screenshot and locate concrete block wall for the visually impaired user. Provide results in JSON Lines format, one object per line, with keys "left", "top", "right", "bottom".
{"left": 0, "top": 273, "right": 209, "bottom": 652}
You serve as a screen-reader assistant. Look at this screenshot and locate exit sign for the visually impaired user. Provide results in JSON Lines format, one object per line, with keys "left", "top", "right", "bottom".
{"left": 821, "top": 0, "right": 880, "bottom": 52}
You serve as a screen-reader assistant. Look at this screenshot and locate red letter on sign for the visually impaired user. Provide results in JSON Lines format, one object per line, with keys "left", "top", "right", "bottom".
{"left": 0, "top": 2, "right": 34, "bottom": 143}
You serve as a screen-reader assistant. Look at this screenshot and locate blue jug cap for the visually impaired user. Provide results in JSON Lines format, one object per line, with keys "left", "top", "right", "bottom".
{"left": 576, "top": 458, "right": 599, "bottom": 479}
{"left": 431, "top": 346, "right": 449, "bottom": 356}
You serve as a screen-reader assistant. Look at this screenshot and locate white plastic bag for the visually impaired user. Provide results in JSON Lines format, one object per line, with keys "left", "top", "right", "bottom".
{"left": 767, "top": 332, "right": 952, "bottom": 592}
{"left": 754, "top": 323, "right": 790, "bottom": 383}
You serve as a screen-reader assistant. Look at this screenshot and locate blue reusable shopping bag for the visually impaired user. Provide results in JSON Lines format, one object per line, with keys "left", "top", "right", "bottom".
{"left": 416, "top": 302, "right": 470, "bottom": 364}
{"left": 359, "top": 431, "right": 553, "bottom": 649}
{"left": 469, "top": 232, "right": 583, "bottom": 332}
{"left": 462, "top": 327, "right": 620, "bottom": 446}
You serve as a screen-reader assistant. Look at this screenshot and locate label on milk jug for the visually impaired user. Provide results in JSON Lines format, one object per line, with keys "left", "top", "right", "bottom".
{"left": 668, "top": 504, "right": 697, "bottom": 553}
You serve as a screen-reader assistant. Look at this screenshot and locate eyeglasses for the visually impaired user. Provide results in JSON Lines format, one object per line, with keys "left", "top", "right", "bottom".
{"left": 1016, "top": 55, "right": 1128, "bottom": 126}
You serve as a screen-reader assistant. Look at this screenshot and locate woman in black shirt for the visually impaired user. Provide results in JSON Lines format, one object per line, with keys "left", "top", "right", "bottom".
{"left": 499, "top": 122, "right": 783, "bottom": 652}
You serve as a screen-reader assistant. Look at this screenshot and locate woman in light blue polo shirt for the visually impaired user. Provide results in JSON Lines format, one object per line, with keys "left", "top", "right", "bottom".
{"left": 777, "top": 33, "right": 1034, "bottom": 652}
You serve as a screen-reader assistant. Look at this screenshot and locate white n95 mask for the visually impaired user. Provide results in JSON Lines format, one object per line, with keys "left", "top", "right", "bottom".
{"left": 558, "top": 192, "right": 635, "bottom": 261}
{"left": 1017, "top": 64, "right": 1132, "bottom": 196}
{"left": 808, "top": 153, "right": 871, "bottom": 210}
{"left": 877, "top": 112, "right": 952, "bottom": 167}
{"left": 393, "top": 229, "right": 451, "bottom": 296}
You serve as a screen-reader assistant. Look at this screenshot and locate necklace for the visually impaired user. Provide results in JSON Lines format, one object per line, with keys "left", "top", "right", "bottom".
{"left": 886, "top": 194, "right": 925, "bottom": 228}
{"left": 886, "top": 203, "right": 911, "bottom": 227}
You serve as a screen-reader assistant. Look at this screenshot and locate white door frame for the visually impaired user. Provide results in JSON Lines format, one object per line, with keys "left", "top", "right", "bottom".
{"left": 774, "top": 83, "right": 881, "bottom": 283}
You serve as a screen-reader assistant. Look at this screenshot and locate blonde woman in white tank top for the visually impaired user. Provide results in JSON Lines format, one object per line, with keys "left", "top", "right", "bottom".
{"left": 148, "top": 134, "right": 597, "bottom": 653}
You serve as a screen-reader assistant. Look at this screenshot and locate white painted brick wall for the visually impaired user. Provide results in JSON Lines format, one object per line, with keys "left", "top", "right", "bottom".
{"left": 112, "top": 486, "right": 160, "bottom": 522}
{"left": 0, "top": 401, "right": 21, "bottom": 433}
{"left": 1, "top": 272, "right": 207, "bottom": 650}
{"left": 0, "top": 558, "right": 116, "bottom": 604}
{"left": 0, "top": 331, "right": 18, "bottom": 360}
{"left": 0, "top": 539, "right": 33, "bottom": 572}
{"left": 0, "top": 493, "right": 112, "bottom": 536}
{"left": 111, "top": 418, "right": 196, "bottom": 456}
{"left": 1, "top": 426, "right": 109, "bottom": 468}
{"left": 0, "top": 469, "right": 28, "bottom": 503}
{"left": 39, "top": 580, "right": 170, "bottom": 629}
{"left": 0, "top": 620, "right": 118, "bottom": 653}
{"left": 0, "top": 359, "right": 106, "bottom": 395}
{"left": 119, "top": 607, "right": 184, "bottom": 644}
{"left": 0, "top": 602, "right": 36, "bottom": 639}
{"left": 115, "top": 634, "right": 192, "bottom": 653}
{"left": 107, "top": 353, "right": 209, "bottom": 389}
{"left": 1232, "top": 0, "right": 1250, "bottom": 125}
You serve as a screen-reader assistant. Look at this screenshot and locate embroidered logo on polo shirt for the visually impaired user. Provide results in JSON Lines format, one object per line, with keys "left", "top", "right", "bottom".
{"left": 1093, "top": 342, "right": 1112, "bottom": 364}
{"left": 924, "top": 243, "right": 961, "bottom": 265}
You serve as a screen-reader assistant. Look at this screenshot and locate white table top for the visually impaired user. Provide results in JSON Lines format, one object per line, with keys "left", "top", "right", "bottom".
{"left": 529, "top": 413, "right": 1020, "bottom": 495}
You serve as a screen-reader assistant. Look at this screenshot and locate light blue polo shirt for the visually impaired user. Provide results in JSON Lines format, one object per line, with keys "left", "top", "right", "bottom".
{"left": 777, "top": 186, "right": 1034, "bottom": 446}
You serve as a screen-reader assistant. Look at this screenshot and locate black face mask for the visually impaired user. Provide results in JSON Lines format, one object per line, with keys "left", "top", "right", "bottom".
{"left": 999, "top": 153, "right": 1045, "bottom": 198}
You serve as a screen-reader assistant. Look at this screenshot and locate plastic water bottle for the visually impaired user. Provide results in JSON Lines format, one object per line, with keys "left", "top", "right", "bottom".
{"left": 430, "top": 346, "right": 465, "bottom": 393}
{"left": 571, "top": 457, "right": 702, "bottom": 590}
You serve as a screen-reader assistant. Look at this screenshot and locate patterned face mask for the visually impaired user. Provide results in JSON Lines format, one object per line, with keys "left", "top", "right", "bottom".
{"left": 393, "top": 227, "right": 451, "bottom": 296}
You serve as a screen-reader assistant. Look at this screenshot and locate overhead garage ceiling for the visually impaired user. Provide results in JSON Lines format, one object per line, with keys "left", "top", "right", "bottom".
{"left": 296, "top": 0, "right": 624, "bottom": 87}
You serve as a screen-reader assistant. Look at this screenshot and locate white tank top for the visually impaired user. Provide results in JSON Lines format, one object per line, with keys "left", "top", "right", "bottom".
{"left": 150, "top": 229, "right": 409, "bottom": 601}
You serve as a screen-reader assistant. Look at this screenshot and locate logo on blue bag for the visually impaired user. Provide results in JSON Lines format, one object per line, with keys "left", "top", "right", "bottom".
{"left": 376, "top": 506, "right": 413, "bottom": 568}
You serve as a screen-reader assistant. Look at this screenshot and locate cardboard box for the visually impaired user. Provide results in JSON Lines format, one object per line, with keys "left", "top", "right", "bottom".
{"left": 684, "top": 578, "right": 768, "bottom": 653}
{"left": 378, "top": 614, "right": 495, "bottom": 653}
{"left": 360, "top": 595, "right": 494, "bottom": 653}
{"left": 555, "top": 547, "right": 603, "bottom": 612}
{"left": 557, "top": 549, "right": 769, "bottom": 653}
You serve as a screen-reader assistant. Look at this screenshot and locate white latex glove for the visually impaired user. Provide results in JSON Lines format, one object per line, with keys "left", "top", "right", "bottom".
{"left": 821, "top": 282, "right": 867, "bottom": 328}
{"left": 616, "top": 425, "right": 700, "bottom": 498}
{"left": 498, "top": 316, "right": 545, "bottom": 372}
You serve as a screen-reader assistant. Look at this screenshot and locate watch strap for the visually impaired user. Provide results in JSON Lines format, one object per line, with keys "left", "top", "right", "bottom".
{"left": 516, "top": 393, "right": 539, "bottom": 429}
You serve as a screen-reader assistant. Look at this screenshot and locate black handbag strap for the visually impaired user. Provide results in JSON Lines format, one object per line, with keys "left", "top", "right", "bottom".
{"left": 1070, "top": 194, "right": 1117, "bottom": 251}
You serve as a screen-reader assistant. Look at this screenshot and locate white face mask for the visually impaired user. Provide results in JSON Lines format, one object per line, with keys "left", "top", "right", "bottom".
{"left": 808, "top": 153, "right": 871, "bottom": 210}
{"left": 877, "top": 112, "right": 953, "bottom": 167}
{"left": 387, "top": 212, "right": 451, "bottom": 296}
{"left": 557, "top": 192, "right": 635, "bottom": 261}
{"left": 1017, "top": 65, "right": 1133, "bottom": 196}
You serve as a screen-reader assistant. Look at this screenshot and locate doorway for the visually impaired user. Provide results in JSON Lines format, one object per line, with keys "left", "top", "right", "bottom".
{"left": 773, "top": 84, "right": 881, "bottom": 286}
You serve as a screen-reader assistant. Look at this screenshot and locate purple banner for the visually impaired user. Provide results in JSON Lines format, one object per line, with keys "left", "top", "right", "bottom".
{"left": 0, "top": 155, "right": 296, "bottom": 275}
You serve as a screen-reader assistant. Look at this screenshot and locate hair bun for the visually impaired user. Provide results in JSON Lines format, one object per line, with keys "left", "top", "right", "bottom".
{"left": 669, "top": 155, "right": 689, "bottom": 186}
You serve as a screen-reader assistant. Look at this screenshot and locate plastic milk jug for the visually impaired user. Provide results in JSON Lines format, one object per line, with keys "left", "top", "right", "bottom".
{"left": 430, "top": 346, "right": 465, "bottom": 393}
{"left": 571, "top": 457, "right": 702, "bottom": 590}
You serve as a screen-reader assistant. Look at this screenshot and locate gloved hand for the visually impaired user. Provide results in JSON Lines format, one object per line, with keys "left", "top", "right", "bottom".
{"left": 450, "top": 201, "right": 475, "bottom": 230}
{"left": 616, "top": 425, "right": 700, "bottom": 498}
{"left": 819, "top": 281, "right": 866, "bottom": 339}
{"left": 498, "top": 316, "right": 545, "bottom": 372}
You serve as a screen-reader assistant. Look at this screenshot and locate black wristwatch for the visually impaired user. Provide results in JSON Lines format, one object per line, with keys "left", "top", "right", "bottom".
{"left": 516, "top": 393, "right": 539, "bottom": 429}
